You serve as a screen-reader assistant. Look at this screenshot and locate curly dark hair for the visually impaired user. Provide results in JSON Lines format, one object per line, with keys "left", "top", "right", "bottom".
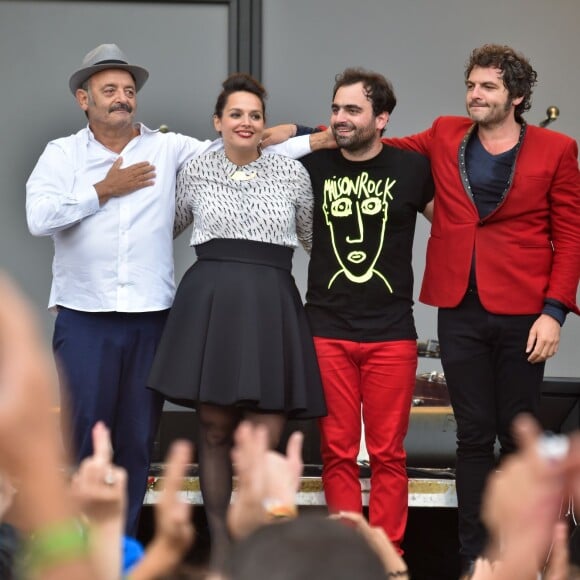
{"left": 213, "top": 72, "right": 267, "bottom": 119}
{"left": 332, "top": 67, "right": 397, "bottom": 116}
{"left": 465, "top": 44, "right": 538, "bottom": 122}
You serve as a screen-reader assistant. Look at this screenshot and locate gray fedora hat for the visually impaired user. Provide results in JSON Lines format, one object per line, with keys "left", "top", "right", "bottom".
{"left": 69, "top": 43, "right": 149, "bottom": 95}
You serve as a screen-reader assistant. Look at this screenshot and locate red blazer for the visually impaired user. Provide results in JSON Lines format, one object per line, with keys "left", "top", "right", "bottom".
{"left": 385, "top": 116, "right": 580, "bottom": 315}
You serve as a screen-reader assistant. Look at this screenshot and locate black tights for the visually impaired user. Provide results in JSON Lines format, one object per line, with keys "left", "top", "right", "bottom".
{"left": 197, "top": 404, "right": 285, "bottom": 569}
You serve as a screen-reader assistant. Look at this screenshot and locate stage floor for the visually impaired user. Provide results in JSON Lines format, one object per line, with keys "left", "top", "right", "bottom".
{"left": 145, "top": 463, "right": 458, "bottom": 509}
{"left": 141, "top": 463, "right": 461, "bottom": 579}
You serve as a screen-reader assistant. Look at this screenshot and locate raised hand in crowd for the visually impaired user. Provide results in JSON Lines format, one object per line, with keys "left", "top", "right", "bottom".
{"left": 330, "top": 511, "right": 408, "bottom": 578}
{"left": 544, "top": 521, "right": 573, "bottom": 580}
{"left": 227, "top": 421, "right": 303, "bottom": 540}
{"left": 0, "top": 472, "right": 17, "bottom": 523}
{"left": 0, "top": 273, "right": 98, "bottom": 579}
{"left": 469, "top": 525, "right": 574, "bottom": 580}
{"left": 71, "top": 421, "right": 127, "bottom": 580}
{"left": 470, "top": 414, "right": 575, "bottom": 580}
{"left": 129, "top": 439, "right": 194, "bottom": 580}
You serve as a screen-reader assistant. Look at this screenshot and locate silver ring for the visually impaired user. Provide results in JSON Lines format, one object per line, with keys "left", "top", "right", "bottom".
{"left": 104, "top": 469, "right": 116, "bottom": 486}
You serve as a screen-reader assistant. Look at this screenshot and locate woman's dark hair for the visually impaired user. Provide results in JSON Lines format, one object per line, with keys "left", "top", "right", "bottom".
{"left": 465, "top": 44, "right": 537, "bottom": 122}
{"left": 213, "top": 72, "right": 267, "bottom": 119}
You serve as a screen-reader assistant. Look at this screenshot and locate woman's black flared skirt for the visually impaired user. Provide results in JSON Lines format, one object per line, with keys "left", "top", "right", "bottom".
{"left": 148, "top": 239, "right": 326, "bottom": 419}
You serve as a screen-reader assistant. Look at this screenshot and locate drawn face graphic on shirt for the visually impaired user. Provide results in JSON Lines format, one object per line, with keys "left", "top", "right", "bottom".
{"left": 322, "top": 171, "right": 395, "bottom": 291}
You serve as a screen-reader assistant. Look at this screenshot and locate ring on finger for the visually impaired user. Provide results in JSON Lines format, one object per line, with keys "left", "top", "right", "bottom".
{"left": 104, "top": 469, "right": 117, "bottom": 486}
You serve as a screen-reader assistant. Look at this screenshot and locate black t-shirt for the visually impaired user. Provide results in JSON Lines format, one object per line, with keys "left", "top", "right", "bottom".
{"left": 300, "top": 145, "right": 434, "bottom": 342}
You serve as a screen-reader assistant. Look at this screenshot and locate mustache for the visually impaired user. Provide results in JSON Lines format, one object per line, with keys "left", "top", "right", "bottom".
{"left": 109, "top": 103, "right": 133, "bottom": 113}
{"left": 332, "top": 122, "right": 354, "bottom": 130}
{"left": 468, "top": 100, "right": 488, "bottom": 108}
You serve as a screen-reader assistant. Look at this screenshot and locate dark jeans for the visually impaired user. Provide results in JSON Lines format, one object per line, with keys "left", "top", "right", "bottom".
{"left": 438, "top": 292, "right": 544, "bottom": 565}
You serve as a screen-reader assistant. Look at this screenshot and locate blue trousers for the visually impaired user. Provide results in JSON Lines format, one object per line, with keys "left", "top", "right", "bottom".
{"left": 53, "top": 308, "right": 167, "bottom": 536}
{"left": 438, "top": 291, "right": 544, "bottom": 567}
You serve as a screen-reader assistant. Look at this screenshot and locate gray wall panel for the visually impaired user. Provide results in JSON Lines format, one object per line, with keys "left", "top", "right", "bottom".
{"left": 262, "top": 0, "right": 580, "bottom": 376}
{"left": 0, "top": 1, "right": 228, "bottom": 338}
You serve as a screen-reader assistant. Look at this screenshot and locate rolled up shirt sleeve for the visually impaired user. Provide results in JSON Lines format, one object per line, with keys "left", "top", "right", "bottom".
{"left": 264, "top": 134, "right": 311, "bottom": 159}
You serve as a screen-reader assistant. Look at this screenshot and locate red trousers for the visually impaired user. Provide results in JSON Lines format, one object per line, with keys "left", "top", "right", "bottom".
{"left": 314, "top": 337, "right": 417, "bottom": 551}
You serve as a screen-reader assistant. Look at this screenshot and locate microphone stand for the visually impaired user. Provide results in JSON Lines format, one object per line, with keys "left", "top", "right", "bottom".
{"left": 539, "top": 106, "right": 560, "bottom": 128}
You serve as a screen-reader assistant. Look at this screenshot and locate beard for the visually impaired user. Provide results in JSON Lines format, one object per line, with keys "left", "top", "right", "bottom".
{"left": 332, "top": 122, "right": 377, "bottom": 153}
{"left": 466, "top": 98, "right": 512, "bottom": 128}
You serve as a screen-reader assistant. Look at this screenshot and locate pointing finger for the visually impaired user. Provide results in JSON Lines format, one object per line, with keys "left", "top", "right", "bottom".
{"left": 92, "top": 421, "right": 113, "bottom": 463}
{"left": 163, "top": 440, "right": 192, "bottom": 497}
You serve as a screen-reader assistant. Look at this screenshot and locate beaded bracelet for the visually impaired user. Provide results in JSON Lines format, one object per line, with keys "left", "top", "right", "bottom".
{"left": 25, "top": 519, "right": 89, "bottom": 574}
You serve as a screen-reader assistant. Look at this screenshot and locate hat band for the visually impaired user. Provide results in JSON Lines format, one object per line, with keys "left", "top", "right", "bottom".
{"left": 93, "top": 59, "right": 130, "bottom": 66}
